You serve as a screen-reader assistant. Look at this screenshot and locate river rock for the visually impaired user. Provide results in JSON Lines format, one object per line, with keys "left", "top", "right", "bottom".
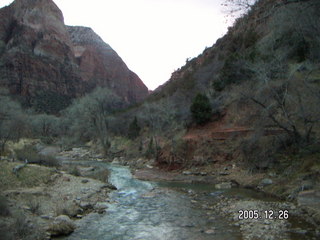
{"left": 260, "top": 178, "right": 273, "bottom": 186}
{"left": 182, "top": 171, "right": 192, "bottom": 175}
{"left": 101, "top": 183, "right": 117, "bottom": 190}
{"left": 215, "top": 182, "right": 232, "bottom": 189}
{"left": 79, "top": 201, "right": 93, "bottom": 210}
{"left": 48, "top": 215, "right": 76, "bottom": 236}
{"left": 94, "top": 202, "right": 108, "bottom": 210}
{"left": 205, "top": 229, "right": 215, "bottom": 234}
{"left": 81, "top": 179, "right": 89, "bottom": 184}
{"left": 112, "top": 158, "right": 120, "bottom": 164}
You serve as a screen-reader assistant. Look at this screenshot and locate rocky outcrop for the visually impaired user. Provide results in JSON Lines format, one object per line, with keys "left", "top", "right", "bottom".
{"left": 0, "top": 0, "right": 148, "bottom": 110}
{"left": 68, "top": 26, "right": 148, "bottom": 103}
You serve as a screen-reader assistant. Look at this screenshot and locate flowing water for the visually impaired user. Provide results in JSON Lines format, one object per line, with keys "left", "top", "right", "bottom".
{"left": 61, "top": 162, "right": 317, "bottom": 240}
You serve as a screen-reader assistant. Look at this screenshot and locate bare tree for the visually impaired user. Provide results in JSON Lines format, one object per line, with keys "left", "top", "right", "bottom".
{"left": 244, "top": 66, "right": 320, "bottom": 146}
{"left": 138, "top": 98, "right": 178, "bottom": 160}
{"left": 63, "top": 87, "right": 124, "bottom": 155}
{"left": 0, "top": 90, "right": 24, "bottom": 155}
{"left": 222, "top": 0, "right": 258, "bottom": 22}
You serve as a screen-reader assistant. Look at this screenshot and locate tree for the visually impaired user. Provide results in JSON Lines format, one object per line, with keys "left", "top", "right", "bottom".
{"left": 138, "top": 98, "right": 178, "bottom": 159}
{"left": 128, "top": 117, "right": 141, "bottom": 140}
{"left": 222, "top": 0, "right": 258, "bottom": 22}
{"left": 29, "top": 114, "right": 59, "bottom": 143}
{"left": 0, "top": 90, "right": 25, "bottom": 155}
{"left": 62, "top": 87, "right": 124, "bottom": 154}
{"left": 190, "top": 93, "right": 212, "bottom": 125}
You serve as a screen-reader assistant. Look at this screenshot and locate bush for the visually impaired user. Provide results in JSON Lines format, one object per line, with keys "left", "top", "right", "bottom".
{"left": 213, "top": 53, "right": 254, "bottom": 91}
{"left": 15, "top": 146, "right": 40, "bottom": 163}
{"left": 29, "top": 114, "right": 60, "bottom": 140}
{"left": 0, "top": 195, "right": 10, "bottom": 216}
{"left": 0, "top": 92, "right": 25, "bottom": 155}
{"left": 26, "top": 197, "right": 41, "bottom": 215}
{"left": 190, "top": 93, "right": 212, "bottom": 125}
{"left": 69, "top": 166, "right": 81, "bottom": 176}
{"left": 40, "top": 155, "right": 60, "bottom": 167}
{"left": 32, "top": 90, "right": 72, "bottom": 114}
{"left": 243, "top": 29, "right": 259, "bottom": 48}
{"left": 15, "top": 213, "right": 31, "bottom": 238}
{"left": 145, "top": 138, "right": 155, "bottom": 159}
{"left": 0, "top": 223, "right": 13, "bottom": 240}
{"left": 15, "top": 146, "right": 60, "bottom": 167}
{"left": 55, "top": 201, "right": 79, "bottom": 217}
{"left": 128, "top": 117, "right": 141, "bottom": 139}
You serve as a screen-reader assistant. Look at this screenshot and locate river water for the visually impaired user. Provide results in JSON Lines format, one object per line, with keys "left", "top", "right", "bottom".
{"left": 62, "top": 162, "right": 317, "bottom": 240}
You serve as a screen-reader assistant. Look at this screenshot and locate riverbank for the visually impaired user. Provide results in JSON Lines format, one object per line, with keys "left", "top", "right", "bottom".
{"left": 211, "top": 196, "right": 319, "bottom": 240}
{"left": 58, "top": 146, "right": 320, "bottom": 239}
{"left": 132, "top": 164, "right": 320, "bottom": 239}
{"left": 0, "top": 159, "right": 115, "bottom": 240}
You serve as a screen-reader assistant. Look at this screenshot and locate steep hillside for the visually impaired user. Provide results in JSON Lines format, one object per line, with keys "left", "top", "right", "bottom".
{"left": 124, "top": 0, "right": 320, "bottom": 170}
{"left": 0, "top": 0, "right": 148, "bottom": 112}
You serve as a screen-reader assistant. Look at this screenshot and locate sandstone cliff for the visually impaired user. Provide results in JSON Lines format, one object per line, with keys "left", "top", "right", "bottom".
{"left": 0, "top": 0, "right": 148, "bottom": 110}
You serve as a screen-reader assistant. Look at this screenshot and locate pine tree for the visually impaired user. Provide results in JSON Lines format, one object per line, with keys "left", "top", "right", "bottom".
{"left": 190, "top": 93, "right": 212, "bottom": 125}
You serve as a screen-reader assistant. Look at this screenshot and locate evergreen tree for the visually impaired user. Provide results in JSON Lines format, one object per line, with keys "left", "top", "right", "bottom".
{"left": 128, "top": 117, "right": 141, "bottom": 139}
{"left": 190, "top": 93, "right": 212, "bottom": 125}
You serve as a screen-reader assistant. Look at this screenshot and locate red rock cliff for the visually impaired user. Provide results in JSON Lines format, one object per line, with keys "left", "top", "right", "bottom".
{"left": 0, "top": 0, "right": 148, "bottom": 106}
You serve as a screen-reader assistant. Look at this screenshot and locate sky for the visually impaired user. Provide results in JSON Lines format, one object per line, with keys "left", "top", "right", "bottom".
{"left": 0, "top": 0, "right": 229, "bottom": 90}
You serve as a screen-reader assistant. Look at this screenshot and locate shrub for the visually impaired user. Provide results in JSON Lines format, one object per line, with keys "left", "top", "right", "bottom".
{"left": 216, "top": 54, "right": 254, "bottom": 91}
{"left": 0, "top": 195, "right": 10, "bottom": 216}
{"left": 0, "top": 223, "right": 13, "bottom": 240}
{"left": 69, "top": 166, "right": 81, "bottom": 176}
{"left": 55, "top": 202, "right": 70, "bottom": 217}
{"left": 244, "top": 29, "right": 259, "bottom": 48}
{"left": 15, "top": 213, "right": 31, "bottom": 238}
{"left": 15, "top": 146, "right": 40, "bottom": 163}
{"left": 128, "top": 117, "right": 141, "bottom": 140}
{"left": 32, "top": 90, "right": 71, "bottom": 114}
{"left": 15, "top": 146, "right": 60, "bottom": 167}
{"left": 26, "top": 197, "right": 41, "bottom": 215}
{"left": 190, "top": 93, "right": 212, "bottom": 125}
{"left": 40, "top": 155, "right": 60, "bottom": 167}
{"left": 0, "top": 40, "right": 5, "bottom": 56}
{"left": 0, "top": 92, "right": 25, "bottom": 155}
{"left": 84, "top": 169, "right": 109, "bottom": 182}
{"left": 145, "top": 138, "right": 155, "bottom": 159}
{"left": 29, "top": 114, "right": 60, "bottom": 139}
{"left": 55, "top": 201, "right": 79, "bottom": 217}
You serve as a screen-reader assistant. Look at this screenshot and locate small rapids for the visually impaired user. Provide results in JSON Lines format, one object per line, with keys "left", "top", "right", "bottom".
{"left": 62, "top": 163, "right": 241, "bottom": 240}
{"left": 61, "top": 162, "right": 317, "bottom": 240}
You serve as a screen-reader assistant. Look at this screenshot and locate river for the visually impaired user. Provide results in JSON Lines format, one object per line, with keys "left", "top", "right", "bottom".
{"left": 61, "top": 162, "right": 317, "bottom": 240}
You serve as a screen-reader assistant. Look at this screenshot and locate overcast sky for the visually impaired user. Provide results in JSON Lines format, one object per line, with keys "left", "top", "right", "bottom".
{"left": 0, "top": 0, "right": 229, "bottom": 90}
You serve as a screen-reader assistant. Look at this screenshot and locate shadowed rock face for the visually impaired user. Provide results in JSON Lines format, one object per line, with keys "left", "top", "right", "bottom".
{"left": 0, "top": 0, "right": 148, "bottom": 107}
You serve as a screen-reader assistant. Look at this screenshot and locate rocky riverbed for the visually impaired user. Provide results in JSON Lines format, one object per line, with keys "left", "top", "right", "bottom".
{"left": 0, "top": 158, "right": 115, "bottom": 240}
{"left": 133, "top": 167, "right": 320, "bottom": 240}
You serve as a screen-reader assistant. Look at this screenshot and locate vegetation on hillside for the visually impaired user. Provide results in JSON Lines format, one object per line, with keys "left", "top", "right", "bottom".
{"left": 0, "top": 0, "right": 319, "bottom": 174}
{"left": 190, "top": 93, "right": 212, "bottom": 125}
